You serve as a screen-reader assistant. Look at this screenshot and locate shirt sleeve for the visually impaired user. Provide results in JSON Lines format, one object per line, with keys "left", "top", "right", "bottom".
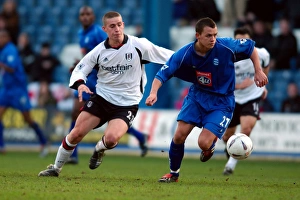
{"left": 155, "top": 49, "right": 186, "bottom": 83}
{"left": 69, "top": 47, "right": 98, "bottom": 88}
{"left": 257, "top": 47, "right": 270, "bottom": 68}
{"left": 138, "top": 37, "right": 174, "bottom": 64}
{"left": 217, "top": 37, "right": 255, "bottom": 62}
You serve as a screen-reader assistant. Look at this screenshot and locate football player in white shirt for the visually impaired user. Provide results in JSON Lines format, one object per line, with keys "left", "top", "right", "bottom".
{"left": 222, "top": 27, "right": 270, "bottom": 175}
{"left": 38, "top": 11, "right": 174, "bottom": 177}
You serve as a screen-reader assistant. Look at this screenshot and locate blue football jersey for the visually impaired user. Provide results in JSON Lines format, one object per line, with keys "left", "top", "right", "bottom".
{"left": 0, "top": 42, "right": 32, "bottom": 111}
{"left": 78, "top": 24, "right": 107, "bottom": 54}
{"left": 155, "top": 37, "right": 255, "bottom": 95}
{"left": 0, "top": 42, "right": 27, "bottom": 90}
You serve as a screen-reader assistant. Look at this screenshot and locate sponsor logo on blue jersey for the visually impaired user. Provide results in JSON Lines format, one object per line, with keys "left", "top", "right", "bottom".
{"left": 197, "top": 76, "right": 211, "bottom": 85}
{"left": 196, "top": 71, "right": 212, "bottom": 86}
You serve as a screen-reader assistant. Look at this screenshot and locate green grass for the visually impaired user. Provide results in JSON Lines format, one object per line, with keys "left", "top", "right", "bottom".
{"left": 0, "top": 151, "right": 299, "bottom": 200}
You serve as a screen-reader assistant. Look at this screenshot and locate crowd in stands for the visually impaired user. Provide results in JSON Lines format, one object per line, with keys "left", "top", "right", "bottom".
{"left": 0, "top": 0, "right": 300, "bottom": 113}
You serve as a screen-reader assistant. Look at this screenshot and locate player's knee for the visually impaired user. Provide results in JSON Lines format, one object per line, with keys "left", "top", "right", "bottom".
{"left": 104, "top": 135, "right": 119, "bottom": 148}
{"left": 198, "top": 139, "right": 212, "bottom": 151}
{"left": 69, "top": 129, "right": 85, "bottom": 143}
{"left": 173, "top": 134, "right": 187, "bottom": 144}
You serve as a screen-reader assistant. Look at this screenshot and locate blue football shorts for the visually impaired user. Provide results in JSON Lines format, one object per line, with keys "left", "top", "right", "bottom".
{"left": 177, "top": 90, "right": 235, "bottom": 139}
{"left": 0, "top": 88, "right": 31, "bottom": 112}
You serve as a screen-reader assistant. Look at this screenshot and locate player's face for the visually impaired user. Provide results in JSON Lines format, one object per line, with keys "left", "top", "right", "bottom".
{"left": 79, "top": 9, "right": 94, "bottom": 28}
{"left": 196, "top": 26, "right": 217, "bottom": 50}
{"left": 102, "top": 16, "right": 124, "bottom": 42}
{"left": 235, "top": 33, "right": 250, "bottom": 40}
{"left": 0, "top": 32, "right": 8, "bottom": 47}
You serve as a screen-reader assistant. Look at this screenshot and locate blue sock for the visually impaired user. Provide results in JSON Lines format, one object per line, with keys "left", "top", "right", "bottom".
{"left": 209, "top": 137, "right": 217, "bottom": 149}
{"left": 0, "top": 122, "right": 4, "bottom": 149}
{"left": 69, "top": 121, "right": 78, "bottom": 159}
{"left": 30, "top": 122, "right": 47, "bottom": 145}
{"left": 127, "top": 127, "right": 145, "bottom": 144}
{"left": 169, "top": 139, "right": 185, "bottom": 175}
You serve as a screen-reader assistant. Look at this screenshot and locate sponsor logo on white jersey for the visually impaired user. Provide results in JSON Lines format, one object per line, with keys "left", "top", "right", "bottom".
{"left": 101, "top": 64, "right": 132, "bottom": 74}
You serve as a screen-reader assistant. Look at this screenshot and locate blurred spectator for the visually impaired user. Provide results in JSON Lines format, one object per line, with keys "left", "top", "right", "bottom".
{"left": 281, "top": 82, "right": 300, "bottom": 113}
{"left": 30, "top": 42, "right": 60, "bottom": 83}
{"left": 0, "top": 15, "right": 7, "bottom": 29}
{"left": 259, "top": 97, "right": 274, "bottom": 112}
{"left": 17, "top": 32, "right": 35, "bottom": 75}
{"left": 269, "top": 18, "right": 298, "bottom": 70}
{"left": 0, "top": 0, "right": 19, "bottom": 44}
{"left": 281, "top": 0, "right": 300, "bottom": 28}
{"left": 187, "top": 0, "right": 220, "bottom": 25}
{"left": 30, "top": 42, "right": 60, "bottom": 107}
{"left": 172, "top": 0, "right": 189, "bottom": 27}
{"left": 245, "top": 0, "right": 277, "bottom": 30}
{"left": 134, "top": 24, "right": 143, "bottom": 38}
{"left": 251, "top": 19, "right": 274, "bottom": 53}
{"left": 221, "top": 0, "right": 247, "bottom": 28}
{"left": 296, "top": 53, "right": 300, "bottom": 69}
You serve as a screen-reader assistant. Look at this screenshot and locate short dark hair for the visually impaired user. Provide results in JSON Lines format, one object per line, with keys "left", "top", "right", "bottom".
{"left": 102, "top": 11, "right": 121, "bottom": 25}
{"left": 234, "top": 27, "right": 253, "bottom": 38}
{"left": 195, "top": 17, "right": 216, "bottom": 34}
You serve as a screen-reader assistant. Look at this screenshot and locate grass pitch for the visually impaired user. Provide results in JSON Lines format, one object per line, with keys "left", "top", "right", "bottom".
{"left": 0, "top": 150, "right": 299, "bottom": 200}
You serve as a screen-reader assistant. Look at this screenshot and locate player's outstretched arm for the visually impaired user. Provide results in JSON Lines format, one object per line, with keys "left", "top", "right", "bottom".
{"left": 250, "top": 48, "right": 268, "bottom": 87}
{"left": 145, "top": 78, "right": 162, "bottom": 106}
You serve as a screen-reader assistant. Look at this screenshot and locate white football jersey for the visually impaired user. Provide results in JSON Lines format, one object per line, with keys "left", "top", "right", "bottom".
{"left": 234, "top": 47, "right": 270, "bottom": 104}
{"left": 70, "top": 35, "right": 174, "bottom": 106}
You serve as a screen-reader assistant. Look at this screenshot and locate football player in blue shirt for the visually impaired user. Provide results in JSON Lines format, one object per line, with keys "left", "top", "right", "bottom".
{"left": 67, "top": 6, "right": 148, "bottom": 164}
{"left": 145, "top": 17, "right": 268, "bottom": 183}
{"left": 0, "top": 29, "right": 48, "bottom": 156}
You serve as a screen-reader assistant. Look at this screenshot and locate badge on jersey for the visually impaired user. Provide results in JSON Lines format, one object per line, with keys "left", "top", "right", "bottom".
{"left": 239, "top": 38, "right": 247, "bottom": 44}
{"left": 196, "top": 71, "right": 212, "bottom": 87}
{"left": 125, "top": 53, "right": 132, "bottom": 61}
{"left": 78, "top": 63, "right": 85, "bottom": 70}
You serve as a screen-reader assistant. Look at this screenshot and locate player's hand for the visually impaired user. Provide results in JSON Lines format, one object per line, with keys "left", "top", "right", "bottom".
{"left": 254, "top": 70, "right": 268, "bottom": 87}
{"left": 78, "top": 84, "right": 93, "bottom": 102}
{"left": 145, "top": 93, "right": 157, "bottom": 106}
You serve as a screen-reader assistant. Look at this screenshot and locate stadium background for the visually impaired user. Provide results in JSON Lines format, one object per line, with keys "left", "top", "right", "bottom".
{"left": 1, "top": 0, "right": 300, "bottom": 159}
